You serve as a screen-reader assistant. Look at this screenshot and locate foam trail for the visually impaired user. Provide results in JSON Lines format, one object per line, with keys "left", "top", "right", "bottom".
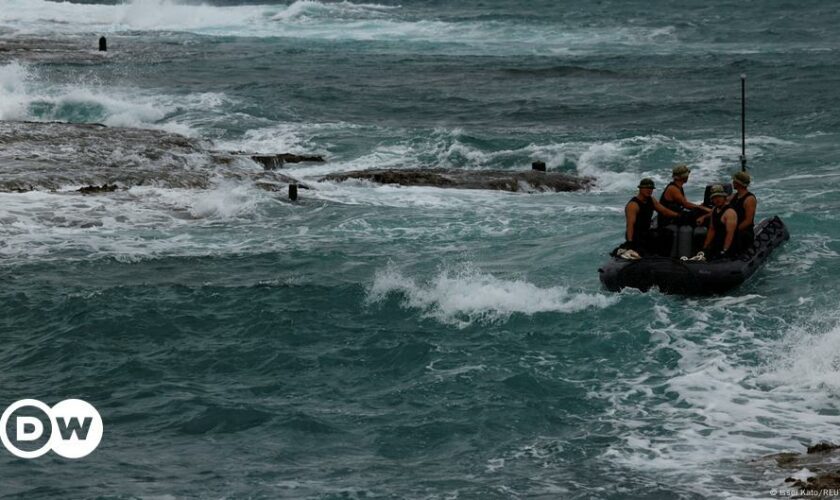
{"left": 367, "top": 262, "right": 618, "bottom": 328}
{"left": 601, "top": 298, "right": 840, "bottom": 495}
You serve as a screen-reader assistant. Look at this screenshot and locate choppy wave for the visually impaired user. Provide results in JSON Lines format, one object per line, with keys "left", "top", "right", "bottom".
{"left": 599, "top": 296, "right": 840, "bottom": 494}
{"left": 367, "top": 262, "right": 618, "bottom": 327}
{"left": 0, "top": 61, "right": 225, "bottom": 134}
{"left": 0, "top": 0, "right": 681, "bottom": 55}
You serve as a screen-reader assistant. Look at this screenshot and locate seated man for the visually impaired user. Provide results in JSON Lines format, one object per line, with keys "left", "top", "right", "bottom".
{"left": 695, "top": 184, "right": 738, "bottom": 260}
{"left": 729, "top": 171, "right": 756, "bottom": 252}
{"left": 659, "top": 164, "right": 711, "bottom": 226}
{"left": 622, "top": 178, "right": 680, "bottom": 256}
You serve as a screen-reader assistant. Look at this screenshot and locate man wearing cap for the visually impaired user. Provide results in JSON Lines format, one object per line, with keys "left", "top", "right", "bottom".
{"left": 695, "top": 184, "right": 738, "bottom": 260}
{"left": 623, "top": 178, "right": 681, "bottom": 256}
{"left": 659, "top": 164, "right": 711, "bottom": 226}
{"left": 729, "top": 171, "right": 757, "bottom": 252}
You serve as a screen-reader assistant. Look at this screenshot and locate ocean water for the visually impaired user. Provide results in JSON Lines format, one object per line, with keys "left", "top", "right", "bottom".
{"left": 1, "top": 0, "right": 839, "bottom": 498}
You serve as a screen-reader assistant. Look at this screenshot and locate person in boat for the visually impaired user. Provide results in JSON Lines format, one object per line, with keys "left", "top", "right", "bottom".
{"left": 729, "top": 170, "right": 756, "bottom": 253}
{"left": 658, "top": 164, "right": 711, "bottom": 226}
{"left": 622, "top": 178, "right": 681, "bottom": 256}
{"left": 694, "top": 184, "right": 738, "bottom": 260}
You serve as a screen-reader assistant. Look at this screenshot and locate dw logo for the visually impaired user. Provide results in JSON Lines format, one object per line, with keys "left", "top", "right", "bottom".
{"left": 0, "top": 399, "right": 103, "bottom": 459}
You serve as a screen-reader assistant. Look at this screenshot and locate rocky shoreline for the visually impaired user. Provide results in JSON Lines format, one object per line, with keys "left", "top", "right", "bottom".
{"left": 759, "top": 442, "right": 840, "bottom": 497}
{"left": 0, "top": 121, "right": 593, "bottom": 196}
{"left": 0, "top": 121, "right": 311, "bottom": 193}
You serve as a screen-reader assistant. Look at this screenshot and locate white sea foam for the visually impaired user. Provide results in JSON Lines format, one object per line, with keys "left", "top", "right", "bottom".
{"left": 367, "top": 262, "right": 618, "bottom": 328}
{"left": 0, "top": 181, "right": 282, "bottom": 264}
{"left": 0, "top": 60, "right": 31, "bottom": 119}
{"left": 0, "top": 61, "right": 226, "bottom": 133}
{"left": 0, "top": 0, "right": 268, "bottom": 35}
{"left": 271, "top": 0, "right": 396, "bottom": 22}
{"left": 600, "top": 296, "right": 840, "bottom": 495}
{"left": 0, "top": 0, "right": 688, "bottom": 56}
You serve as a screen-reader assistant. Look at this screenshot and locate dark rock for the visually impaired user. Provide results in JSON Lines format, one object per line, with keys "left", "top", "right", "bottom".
{"left": 808, "top": 442, "right": 840, "bottom": 454}
{"left": 78, "top": 183, "right": 119, "bottom": 194}
{"left": 320, "top": 168, "right": 593, "bottom": 193}
{"left": 757, "top": 444, "right": 840, "bottom": 497}
{"left": 0, "top": 122, "right": 310, "bottom": 194}
{"left": 251, "top": 153, "right": 326, "bottom": 170}
{"left": 788, "top": 471, "right": 840, "bottom": 492}
{"left": 532, "top": 161, "right": 547, "bottom": 172}
{"left": 768, "top": 452, "right": 802, "bottom": 467}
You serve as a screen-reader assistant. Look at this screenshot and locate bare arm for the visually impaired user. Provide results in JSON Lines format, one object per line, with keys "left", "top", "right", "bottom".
{"left": 652, "top": 198, "right": 680, "bottom": 219}
{"left": 625, "top": 202, "right": 638, "bottom": 242}
{"left": 737, "top": 196, "right": 756, "bottom": 231}
{"left": 723, "top": 209, "right": 737, "bottom": 252}
{"left": 666, "top": 185, "right": 710, "bottom": 212}
{"left": 703, "top": 221, "right": 715, "bottom": 250}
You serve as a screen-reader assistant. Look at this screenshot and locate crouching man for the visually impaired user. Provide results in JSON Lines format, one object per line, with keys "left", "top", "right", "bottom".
{"left": 693, "top": 184, "right": 738, "bottom": 260}
{"left": 620, "top": 178, "right": 680, "bottom": 259}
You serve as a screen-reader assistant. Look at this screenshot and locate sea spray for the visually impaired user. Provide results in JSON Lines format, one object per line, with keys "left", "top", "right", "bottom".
{"left": 367, "top": 262, "right": 618, "bottom": 327}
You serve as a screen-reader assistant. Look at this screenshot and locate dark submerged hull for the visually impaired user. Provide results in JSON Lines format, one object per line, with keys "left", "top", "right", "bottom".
{"left": 598, "top": 217, "right": 789, "bottom": 295}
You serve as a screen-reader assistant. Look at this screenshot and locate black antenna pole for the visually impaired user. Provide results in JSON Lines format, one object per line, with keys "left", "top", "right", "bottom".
{"left": 740, "top": 74, "right": 747, "bottom": 172}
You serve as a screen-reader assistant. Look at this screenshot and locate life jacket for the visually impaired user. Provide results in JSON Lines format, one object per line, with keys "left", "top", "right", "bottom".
{"left": 658, "top": 182, "right": 685, "bottom": 226}
{"left": 626, "top": 196, "right": 654, "bottom": 242}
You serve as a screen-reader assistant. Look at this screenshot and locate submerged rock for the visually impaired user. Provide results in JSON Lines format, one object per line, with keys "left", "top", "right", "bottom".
{"left": 250, "top": 153, "right": 325, "bottom": 170}
{"left": 0, "top": 121, "right": 313, "bottom": 193}
{"left": 756, "top": 442, "right": 840, "bottom": 496}
{"left": 807, "top": 442, "right": 840, "bottom": 454}
{"left": 78, "top": 183, "right": 120, "bottom": 194}
{"left": 320, "top": 168, "right": 593, "bottom": 192}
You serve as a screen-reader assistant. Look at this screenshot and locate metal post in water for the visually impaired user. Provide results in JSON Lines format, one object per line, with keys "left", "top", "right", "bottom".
{"left": 532, "top": 161, "right": 546, "bottom": 172}
{"left": 289, "top": 183, "right": 298, "bottom": 201}
{"left": 99, "top": 36, "right": 107, "bottom": 52}
{"left": 740, "top": 74, "right": 747, "bottom": 172}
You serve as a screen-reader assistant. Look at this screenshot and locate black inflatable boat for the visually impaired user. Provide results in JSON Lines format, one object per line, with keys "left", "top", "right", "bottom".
{"left": 598, "top": 216, "right": 789, "bottom": 295}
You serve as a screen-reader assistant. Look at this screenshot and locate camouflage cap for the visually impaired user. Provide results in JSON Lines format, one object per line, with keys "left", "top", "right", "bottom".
{"left": 709, "top": 184, "right": 727, "bottom": 199}
{"left": 672, "top": 164, "right": 691, "bottom": 178}
{"left": 732, "top": 170, "right": 751, "bottom": 186}
{"left": 638, "top": 178, "right": 656, "bottom": 189}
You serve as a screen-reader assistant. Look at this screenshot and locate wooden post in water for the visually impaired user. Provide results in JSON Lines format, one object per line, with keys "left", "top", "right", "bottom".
{"left": 289, "top": 184, "right": 298, "bottom": 201}
{"left": 532, "top": 161, "right": 546, "bottom": 172}
{"left": 99, "top": 36, "right": 107, "bottom": 52}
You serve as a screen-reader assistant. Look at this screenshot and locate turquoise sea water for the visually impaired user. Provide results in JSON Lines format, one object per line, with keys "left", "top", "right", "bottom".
{"left": 1, "top": 0, "right": 840, "bottom": 498}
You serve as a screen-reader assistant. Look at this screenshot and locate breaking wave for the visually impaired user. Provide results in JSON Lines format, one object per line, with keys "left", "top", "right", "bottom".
{"left": 367, "top": 262, "right": 618, "bottom": 328}
{"left": 0, "top": 0, "right": 681, "bottom": 55}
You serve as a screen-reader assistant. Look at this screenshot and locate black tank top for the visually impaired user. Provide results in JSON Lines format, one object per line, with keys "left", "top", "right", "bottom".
{"left": 626, "top": 196, "right": 654, "bottom": 241}
{"left": 730, "top": 192, "right": 756, "bottom": 232}
{"left": 711, "top": 204, "right": 733, "bottom": 251}
{"left": 658, "top": 182, "right": 685, "bottom": 226}
{"left": 659, "top": 182, "right": 685, "bottom": 213}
